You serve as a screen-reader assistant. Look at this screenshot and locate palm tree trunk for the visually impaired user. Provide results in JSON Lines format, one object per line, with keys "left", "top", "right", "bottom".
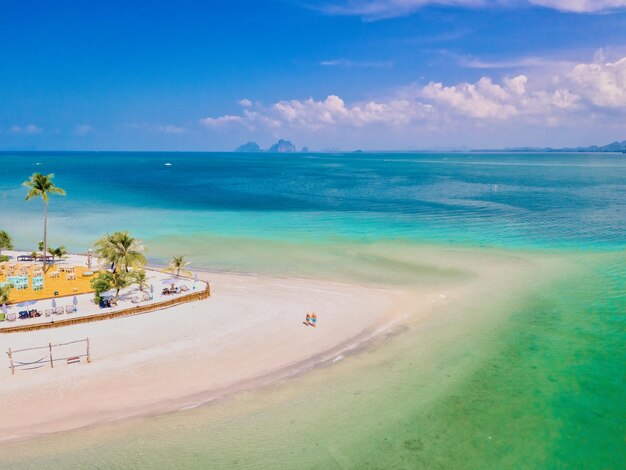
{"left": 42, "top": 201, "right": 47, "bottom": 272}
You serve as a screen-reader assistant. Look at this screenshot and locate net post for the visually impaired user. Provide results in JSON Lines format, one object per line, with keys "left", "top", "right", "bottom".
{"left": 86, "top": 337, "right": 91, "bottom": 363}
{"left": 7, "top": 348, "right": 15, "bottom": 375}
{"left": 49, "top": 342, "right": 54, "bottom": 368}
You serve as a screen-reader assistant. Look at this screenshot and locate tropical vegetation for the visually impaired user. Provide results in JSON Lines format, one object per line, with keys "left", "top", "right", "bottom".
{"left": 23, "top": 173, "right": 66, "bottom": 271}
{"left": 0, "top": 230, "right": 13, "bottom": 255}
{"left": 164, "top": 255, "right": 191, "bottom": 278}
{"left": 94, "top": 231, "right": 146, "bottom": 272}
{"left": 48, "top": 245, "right": 68, "bottom": 262}
{"left": 91, "top": 272, "right": 113, "bottom": 304}
{"left": 0, "top": 284, "right": 11, "bottom": 303}
{"left": 132, "top": 269, "right": 149, "bottom": 292}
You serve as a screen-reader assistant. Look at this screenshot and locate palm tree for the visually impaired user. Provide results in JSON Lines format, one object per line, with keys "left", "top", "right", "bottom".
{"left": 0, "top": 284, "right": 12, "bottom": 303}
{"left": 48, "top": 246, "right": 68, "bottom": 262}
{"left": 23, "top": 173, "right": 66, "bottom": 271}
{"left": 108, "top": 271, "right": 130, "bottom": 302}
{"left": 0, "top": 230, "right": 13, "bottom": 255}
{"left": 94, "top": 231, "right": 146, "bottom": 272}
{"left": 164, "top": 255, "right": 191, "bottom": 279}
{"left": 132, "top": 269, "right": 149, "bottom": 292}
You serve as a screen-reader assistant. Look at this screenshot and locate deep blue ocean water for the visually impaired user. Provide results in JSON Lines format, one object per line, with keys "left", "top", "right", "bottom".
{"left": 0, "top": 152, "right": 625, "bottom": 254}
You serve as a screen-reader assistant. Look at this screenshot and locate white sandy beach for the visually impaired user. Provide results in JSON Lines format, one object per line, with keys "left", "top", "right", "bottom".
{"left": 0, "top": 269, "right": 413, "bottom": 442}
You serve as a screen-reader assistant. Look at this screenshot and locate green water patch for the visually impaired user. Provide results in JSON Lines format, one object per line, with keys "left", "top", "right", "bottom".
{"left": 146, "top": 234, "right": 484, "bottom": 286}
{"left": 347, "top": 254, "right": 626, "bottom": 469}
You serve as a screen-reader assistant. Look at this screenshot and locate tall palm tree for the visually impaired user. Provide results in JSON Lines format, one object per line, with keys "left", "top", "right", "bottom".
{"left": 23, "top": 173, "right": 66, "bottom": 271}
{"left": 164, "top": 255, "right": 191, "bottom": 279}
{"left": 0, "top": 230, "right": 13, "bottom": 255}
{"left": 95, "top": 231, "right": 146, "bottom": 272}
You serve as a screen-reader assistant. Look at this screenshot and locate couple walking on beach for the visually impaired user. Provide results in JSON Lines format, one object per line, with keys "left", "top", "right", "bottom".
{"left": 304, "top": 312, "right": 317, "bottom": 327}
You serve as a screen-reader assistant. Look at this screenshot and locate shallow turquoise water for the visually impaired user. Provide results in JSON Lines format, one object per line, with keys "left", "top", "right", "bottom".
{"left": 1, "top": 152, "right": 624, "bottom": 255}
{"left": 0, "top": 152, "right": 624, "bottom": 468}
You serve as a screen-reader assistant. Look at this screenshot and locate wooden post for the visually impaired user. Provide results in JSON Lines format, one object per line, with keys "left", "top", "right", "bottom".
{"left": 48, "top": 342, "right": 54, "bottom": 368}
{"left": 7, "top": 348, "right": 15, "bottom": 375}
{"left": 86, "top": 337, "right": 91, "bottom": 363}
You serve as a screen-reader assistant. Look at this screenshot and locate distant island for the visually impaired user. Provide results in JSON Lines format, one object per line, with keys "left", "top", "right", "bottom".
{"left": 477, "top": 140, "right": 626, "bottom": 153}
{"left": 235, "top": 142, "right": 261, "bottom": 152}
{"left": 234, "top": 139, "right": 298, "bottom": 153}
{"left": 267, "top": 139, "right": 297, "bottom": 153}
{"left": 232, "top": 139, "right": 626, "bottom": 154}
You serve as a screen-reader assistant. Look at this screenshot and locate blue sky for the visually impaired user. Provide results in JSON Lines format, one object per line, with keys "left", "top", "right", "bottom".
{"left": 1, "top": 0, "right": 625, "bottom": 150}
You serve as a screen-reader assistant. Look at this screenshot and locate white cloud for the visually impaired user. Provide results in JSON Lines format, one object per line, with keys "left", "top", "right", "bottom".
{"left": 198, "top": 54, "right": 625, "bottom": 140}
{"left": 529, "top": 0, "right": 626, "bottom": 13}
{"left": 201, "top": 95, "right": 433, "bottom": 132}
{"left": 200, "top": 114, "right": 246, "bottom": 128}
{"left": 320, "top": 58, "right": 393, "bottom": 68}
{"left": 314, "top": 0, "right": 626, "bottom": 19}
{"left": 238, "top": 98, "right": 252, "bottom": 107}
{"left": 568, "top": 57, "right": 626, "bottom": 107}
{"left": 422, "top": 77, "right": 520, "bottom": 118}
{"left": 317, "top": 0, "right": 486, "bottom": 20}
{"left": 10, "top": 124, "right": 42, "bottom": 134}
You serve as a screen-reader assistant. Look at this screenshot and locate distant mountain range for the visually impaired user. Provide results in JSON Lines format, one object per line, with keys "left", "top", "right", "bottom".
{"left": 234, "top": 140, "right": 626, "bottom": 153}
{"left": 478, "top": 140, "right": 626, "bottom": 153}
{"left": 235, "top": 139, "right": 301, "bottom": 153}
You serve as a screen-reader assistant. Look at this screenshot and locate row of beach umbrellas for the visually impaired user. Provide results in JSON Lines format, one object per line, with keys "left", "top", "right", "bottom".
{"left": 2, "top": 295, "right": 79, "bottom": 313}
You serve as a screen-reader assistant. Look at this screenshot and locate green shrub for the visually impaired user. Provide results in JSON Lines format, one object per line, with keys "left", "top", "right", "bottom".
{"left": 91, "top": 272, "right": 112, "bottom": 303}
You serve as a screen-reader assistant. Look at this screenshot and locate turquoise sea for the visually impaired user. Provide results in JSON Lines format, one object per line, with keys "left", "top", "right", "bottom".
{"left": 0, "top": 152, "right": 624, "bottom": 468}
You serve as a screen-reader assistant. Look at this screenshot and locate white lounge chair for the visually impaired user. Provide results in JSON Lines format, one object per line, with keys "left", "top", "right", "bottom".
{"left": 65, "top": 305, "right": 74, "bottom": 314}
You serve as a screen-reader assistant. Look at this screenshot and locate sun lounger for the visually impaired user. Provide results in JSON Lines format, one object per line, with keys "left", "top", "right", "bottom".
{"left": 54, "top": 307, "right": 65, "bottom": 315}
{"left": 131, "top": 296, "right": 140, "bottom": 303}
{"left": 6, "top": 312, "right": 17, "bottom": 321}
{"left": 142, "top": 292, "right": 151, "bottom": 301}
{"left": 180, "top": 285, "right": 190, "bottom": 292}
{"left": 65, "top": 305, "right": 74, "bottom": 314}
{"left": 45, "top": 309, "right": 53, "bottom": 317}
{"left": 18, "top": 311, "right": 29, "bottom": 319}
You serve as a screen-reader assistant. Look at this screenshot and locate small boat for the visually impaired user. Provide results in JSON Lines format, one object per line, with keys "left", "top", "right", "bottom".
{"left": 164, "top": 163, "right": 172, "bottom": 166}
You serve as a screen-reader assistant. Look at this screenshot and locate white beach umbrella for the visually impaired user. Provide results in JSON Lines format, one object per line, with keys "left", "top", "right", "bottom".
{"left": 51, "top": 298, "right": 56, "bottom": 308}
{"left": 1, "top": 304, "right": 6, "bottom": 314}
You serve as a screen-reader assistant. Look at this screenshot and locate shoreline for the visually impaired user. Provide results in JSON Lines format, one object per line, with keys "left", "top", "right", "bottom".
{"left": 0, "top": 247, "right": 572, "bottom": 447}
{"left": 0, "top": 270, "right": 411, "bottom": 443}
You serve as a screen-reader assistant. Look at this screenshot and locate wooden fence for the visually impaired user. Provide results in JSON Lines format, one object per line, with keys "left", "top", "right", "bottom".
{"left": 0, "top": 281, "right": 210, "bottom": 334}
{"left": 7, "top": 338, "right": 91, "bottom": 374}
